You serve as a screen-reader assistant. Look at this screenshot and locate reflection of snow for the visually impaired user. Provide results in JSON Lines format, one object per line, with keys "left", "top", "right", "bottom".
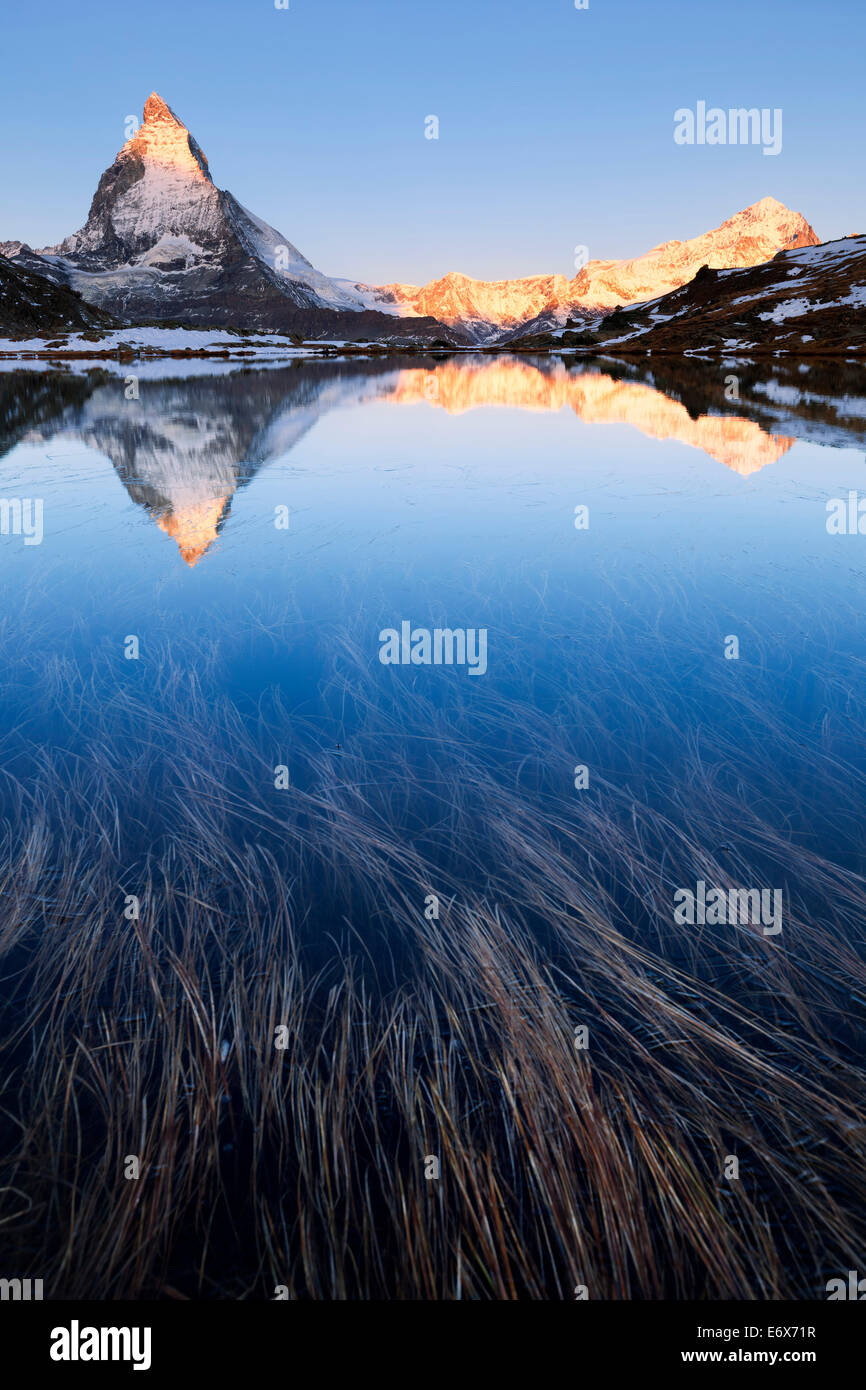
{"left": 753, "top": 379, "right": 866, "bottom": 420}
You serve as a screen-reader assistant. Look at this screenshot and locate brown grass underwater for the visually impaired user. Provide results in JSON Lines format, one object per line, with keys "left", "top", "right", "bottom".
{"left": 1, "top": 587, "right": 865, "bottom": 1300}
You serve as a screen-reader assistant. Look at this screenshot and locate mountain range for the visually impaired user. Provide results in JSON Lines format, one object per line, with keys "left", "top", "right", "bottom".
{"left": 359, "top": 198, "right": 820, "bottom": 344}
{"left": 0, "top": 93, "right": 861, "bottom": 352}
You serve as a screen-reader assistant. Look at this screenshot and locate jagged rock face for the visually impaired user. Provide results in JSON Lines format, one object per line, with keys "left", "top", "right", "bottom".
{"left": 54, "top": 94, "right": 225, "bottom": 269}
{"left": 21, "top": 94, "right": 451, "bottom": 341}
{"left": 383, "top": 198, "right": 821, "bottom": 343}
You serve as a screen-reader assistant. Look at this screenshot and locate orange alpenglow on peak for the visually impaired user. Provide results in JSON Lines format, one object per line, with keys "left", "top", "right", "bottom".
{"left": 154, "top": 497, "right": 230, "bottom": 567}
{"left": 120, "top": 91, "right": 212, "bottom": 179}
{"left": 142, "top": 92, "right": 181, "bottom": 124}
{"left": 378, "top": 197, "right": 820, "bottom": 341}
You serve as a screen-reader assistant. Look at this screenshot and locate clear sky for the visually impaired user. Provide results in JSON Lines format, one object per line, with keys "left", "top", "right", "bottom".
{"left": 1, "top": 0, "right": 862, "bottom": 286}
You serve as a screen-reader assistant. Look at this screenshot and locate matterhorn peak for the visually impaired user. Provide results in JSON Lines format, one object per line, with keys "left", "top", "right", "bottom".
{"left": 37, "top": 90, "right": 387, "bottom": 330}
{"left": 126, "top": 92, "right": 211, "bottom": 178}
{"left": 47, "top": 91, "right": 220, "bottom": 267}
{"left": 142, "top": 92, "right": 182, "bottom": 125}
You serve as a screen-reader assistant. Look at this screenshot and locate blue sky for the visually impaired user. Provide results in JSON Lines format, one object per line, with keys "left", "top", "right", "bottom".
{"left": 1, "top": 0, "right": 862, "bottom": 285}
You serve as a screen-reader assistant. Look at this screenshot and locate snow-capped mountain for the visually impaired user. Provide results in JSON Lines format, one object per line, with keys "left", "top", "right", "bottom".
{"left": 372, "top": 272, "right": 572, "bottom": 344}
{"left": 379, "top": 198, "right": 820, "bottom": 343}
{"left": 1, "top": 94, "right": 450, "bottom": 341}
{"left": 589, "top": 234, "right": 866, "bottom": 355}
{"left": 0, "top": 97, "right": 831, "bottom": 350}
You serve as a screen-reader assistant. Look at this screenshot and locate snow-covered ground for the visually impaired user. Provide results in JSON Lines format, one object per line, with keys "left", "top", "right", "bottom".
{"left": 0, "top": 326, "right": 346, "bottom": 359}
{"left": 758, "top": 285, "right": 866, "bottom": 324}
{"left": 0, "top": 325, "right": 471, "bottom": 369}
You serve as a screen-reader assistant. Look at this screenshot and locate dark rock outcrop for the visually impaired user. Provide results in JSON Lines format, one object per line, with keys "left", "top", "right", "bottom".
{"left": 595, "top": 235, "right": 866, "bottom": 356}
{"left": 0, "top": 254, "right": 118, "bottom": 338}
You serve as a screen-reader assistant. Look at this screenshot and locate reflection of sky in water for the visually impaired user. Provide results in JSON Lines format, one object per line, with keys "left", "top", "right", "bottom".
{"left": 2, "top": 357, "right": 866, "bottom": 871}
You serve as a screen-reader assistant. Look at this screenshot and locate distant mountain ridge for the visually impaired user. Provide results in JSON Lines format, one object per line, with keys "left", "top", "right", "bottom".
{"left": 372, "top": 197, "right": 820, "bottom": 343}
{"left": 370, "top": 272, "right": 572, "bottom": 344}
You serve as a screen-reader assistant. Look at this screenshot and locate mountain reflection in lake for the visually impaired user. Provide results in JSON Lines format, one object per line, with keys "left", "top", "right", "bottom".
{"left": 1, "top": 354, "right": 865, "bottom": 1300}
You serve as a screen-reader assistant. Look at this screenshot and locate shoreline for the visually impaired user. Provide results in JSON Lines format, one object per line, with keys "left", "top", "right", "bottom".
{"left": 1, "top": 343, "right": 864, "bottom": 363}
